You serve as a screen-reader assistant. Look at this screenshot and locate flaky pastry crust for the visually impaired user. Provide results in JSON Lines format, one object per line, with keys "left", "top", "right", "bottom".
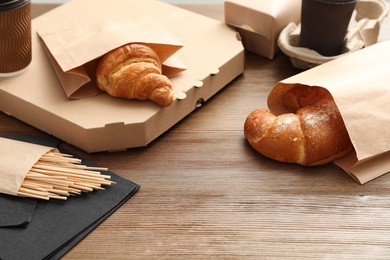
{"left": 96, "top": 43, "right": 174, "bottom": 107}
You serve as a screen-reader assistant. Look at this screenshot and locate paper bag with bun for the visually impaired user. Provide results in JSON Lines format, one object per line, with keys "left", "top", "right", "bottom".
{"left": 37, "top": 15, "right": 185, "bottom": 103}
{"left": 245, "top": 41, "right": 390, "bottom": 184}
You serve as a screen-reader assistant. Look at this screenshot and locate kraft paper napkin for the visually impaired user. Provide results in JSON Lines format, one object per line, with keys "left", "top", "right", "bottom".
{"left": 0, "top": 135, "right": 140, "bottom": 260}
{"left": 37, "top": 15, "right": 185, "bottom": 99}
{"left": 268, "top": 41, "right": 390, "bottom": 184}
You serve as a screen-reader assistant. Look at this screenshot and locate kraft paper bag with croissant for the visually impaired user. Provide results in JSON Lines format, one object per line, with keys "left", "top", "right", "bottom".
{"left": 257, "top": 41, "right": 390, "bottom": 184}
{"left": 37, "top": 15, "right": 185, "bottom": 99}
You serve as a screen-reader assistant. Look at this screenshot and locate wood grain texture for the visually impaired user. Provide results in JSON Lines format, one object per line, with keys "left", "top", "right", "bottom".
{"left": 1, "top": 3, "right": 390, "bottom": 259}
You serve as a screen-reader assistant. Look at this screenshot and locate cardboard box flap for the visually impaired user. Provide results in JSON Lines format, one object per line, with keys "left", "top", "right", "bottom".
{"left": 37, "top": 15, "right": 185, "bottom": 99}
{"left": 268, "top": 41, "right": 390, "bottom": 183}
{"left": 224, "top": 0, "right": 301, "bottom": 39}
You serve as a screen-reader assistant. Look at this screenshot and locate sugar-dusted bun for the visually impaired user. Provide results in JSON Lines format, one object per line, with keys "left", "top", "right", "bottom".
{"left": 244, "top": 85, "right": 352, "bottom": 166}
{"left": 96, "top": 43, "right": 174, "bottom": 107}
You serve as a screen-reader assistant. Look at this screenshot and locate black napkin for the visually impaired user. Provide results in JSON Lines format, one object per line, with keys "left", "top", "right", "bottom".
{"left": 0, "top": 135, "right": 140, "bottom": 260}
{"left": 0, "top": 195, "right": 37, "bottom": 227}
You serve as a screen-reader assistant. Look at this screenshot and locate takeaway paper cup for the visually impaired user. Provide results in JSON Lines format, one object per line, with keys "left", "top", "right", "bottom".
{"left": 0, "top": 0, "right": 32, "bottom": 77}
{"left": 300, "top": 0, "right": 357, "bottom": 56}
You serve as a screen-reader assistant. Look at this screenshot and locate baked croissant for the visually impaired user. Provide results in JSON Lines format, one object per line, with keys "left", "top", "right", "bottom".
{"left": 96, "top": 43, "right": 174, "bottom": 107}
{"left": 244, "top": 85, "right": 353, "bottom": 166}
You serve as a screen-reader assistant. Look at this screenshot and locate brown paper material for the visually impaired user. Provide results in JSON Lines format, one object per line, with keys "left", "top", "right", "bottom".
{"left": 268, "top": 41, "right": 390, "bottom": 184}
{"left": 0, "top": 137, "right": 53, "bottom": 195}
{"left": 224, "top": 0, "right": 301, "bottom": 59}
{"left": 37, "top": 15, "right": 185, "bottom": 99}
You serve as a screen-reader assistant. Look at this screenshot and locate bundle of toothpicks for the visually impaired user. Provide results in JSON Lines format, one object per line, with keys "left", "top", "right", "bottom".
{"left": 17, "top": 150, "right": 115, "bottom": 200}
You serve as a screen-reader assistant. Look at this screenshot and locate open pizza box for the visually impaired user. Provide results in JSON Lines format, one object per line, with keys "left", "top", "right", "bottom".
{"left": 269, "top": 40, "right": 390, "bottom": 184}
{"left": 0, "top": 0, "right": 245, "bottom": 153}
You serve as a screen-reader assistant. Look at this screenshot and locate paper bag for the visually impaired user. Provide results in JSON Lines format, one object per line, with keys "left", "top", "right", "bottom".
{"left": 268, "top": 41, "right": 390, "bottom": 184}
{"left": 37, "top": 15, "right": 185, "bottom": 99}
{"left": 0, "top": 137, "right": 53, "bottom": 196}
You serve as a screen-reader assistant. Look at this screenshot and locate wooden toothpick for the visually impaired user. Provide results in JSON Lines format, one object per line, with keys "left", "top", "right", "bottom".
{"left": 17, "top": 150, "right": 113, "bottom": 200}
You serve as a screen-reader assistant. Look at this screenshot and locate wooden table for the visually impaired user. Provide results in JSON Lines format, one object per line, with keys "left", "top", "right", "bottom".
{"left": 3, "top": 2, "right": 390, "bottom": 259}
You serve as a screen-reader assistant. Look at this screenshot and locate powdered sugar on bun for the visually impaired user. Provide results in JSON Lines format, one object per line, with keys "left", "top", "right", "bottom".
{"left": 244, "top": 85, "right": 352, "bottom": 166}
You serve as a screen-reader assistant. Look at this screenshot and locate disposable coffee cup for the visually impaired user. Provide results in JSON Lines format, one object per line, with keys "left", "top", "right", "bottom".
{"left": 300, "top": 0, "right": 357, "bottom": 57}
{"left": 0, "top": 0, "right": 32, "bottom": 77}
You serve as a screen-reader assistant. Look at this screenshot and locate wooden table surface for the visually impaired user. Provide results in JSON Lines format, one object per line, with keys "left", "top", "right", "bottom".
{"left": 2, "top": 2, "right": 390, "bottom": 259}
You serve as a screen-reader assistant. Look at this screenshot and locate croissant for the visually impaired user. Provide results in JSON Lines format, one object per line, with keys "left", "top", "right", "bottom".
{"left": 96, "top": 43, "right": 174, "bottom": 107}
{"left": 244, "top": 85, "right": 353, "bottom": 166}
